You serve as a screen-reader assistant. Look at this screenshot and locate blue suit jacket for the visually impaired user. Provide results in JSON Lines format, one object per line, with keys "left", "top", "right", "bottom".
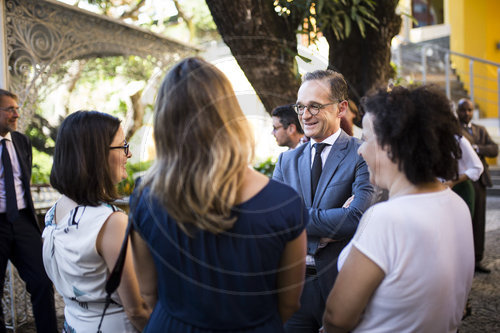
{"left": 273, "top": 131, "right": 373, "bottom": 295}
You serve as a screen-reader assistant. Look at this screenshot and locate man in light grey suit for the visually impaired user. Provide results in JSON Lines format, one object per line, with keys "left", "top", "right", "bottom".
{"left": 273, "top": 70, "right": 373, "bottom": 332}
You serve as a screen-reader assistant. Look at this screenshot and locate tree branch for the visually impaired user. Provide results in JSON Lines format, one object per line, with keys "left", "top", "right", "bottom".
{"left": 120, "top": 0, "right": 146, "bottom": 20}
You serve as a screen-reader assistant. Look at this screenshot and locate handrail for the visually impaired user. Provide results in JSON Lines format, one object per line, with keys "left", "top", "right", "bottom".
{"left": 447, "top": 49, "right": 500, "bottom": 67}
{"left": 418, "top": 43, "right": 500, "bottom": 126}
{"left": 422, "top": 44, "right": 500, "bottom": 67}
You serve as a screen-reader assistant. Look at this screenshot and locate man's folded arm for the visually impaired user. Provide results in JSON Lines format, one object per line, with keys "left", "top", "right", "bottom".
{"left": 306, "top": 160, "right": 373, "bottom": 239}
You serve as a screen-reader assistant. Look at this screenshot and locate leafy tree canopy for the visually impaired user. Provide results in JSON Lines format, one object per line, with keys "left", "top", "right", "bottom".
{"left": 275, "top": 0, "right": 379, "bottom": 41}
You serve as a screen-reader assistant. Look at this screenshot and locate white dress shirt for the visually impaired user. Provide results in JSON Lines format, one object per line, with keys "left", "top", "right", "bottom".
{"left": 0, "top": 133, "right": 27, "bottom": 213}
{"left": 309, "top": 128, "right": 342, "bottom": 168}
{"left": 458, "top": 136, "right": 483, "bottom": 181}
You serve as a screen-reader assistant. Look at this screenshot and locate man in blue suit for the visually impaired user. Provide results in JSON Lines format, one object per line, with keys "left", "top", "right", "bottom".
{"left": 273, "top": 70, "right": 373, "bottom": 332}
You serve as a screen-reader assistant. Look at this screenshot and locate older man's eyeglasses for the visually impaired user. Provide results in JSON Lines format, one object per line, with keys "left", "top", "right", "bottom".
{"left": 0, "top": 106, "right": 20, "bottom": 114}
{"left": 293, "top": 102, "right": 338, "bottom": 116}
{"left": 110, "top": 141, "right": 129, "bottom": 155}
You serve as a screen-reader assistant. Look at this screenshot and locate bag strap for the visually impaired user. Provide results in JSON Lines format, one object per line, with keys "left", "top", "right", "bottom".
{"left": 97, "top": 206, "right": 134, "bottom": 333}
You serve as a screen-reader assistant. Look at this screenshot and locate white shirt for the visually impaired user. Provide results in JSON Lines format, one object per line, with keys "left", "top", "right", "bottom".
{"left": 309, "top": 129, "right": 341, "bottom": 168}
{"left": 338, "top": 189, "right": 474, "bottom": 333}
{"left": 0, "top": 133, "right": 27, "bottom": 213}
{"left": 458, "top": 136, "right": 483, "bottom": 181}
{"left": 352, "top": 124, "right": 363, "bottom": 139}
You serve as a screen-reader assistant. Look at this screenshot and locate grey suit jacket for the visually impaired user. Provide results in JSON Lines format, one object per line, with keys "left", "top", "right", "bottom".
{"left": 273, "top": 131, "right": 373, "bottom": 295}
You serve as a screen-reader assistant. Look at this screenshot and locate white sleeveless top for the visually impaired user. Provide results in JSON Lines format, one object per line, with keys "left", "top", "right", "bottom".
{"left": 42, "top": 202, "right": 137, "bottom": 333}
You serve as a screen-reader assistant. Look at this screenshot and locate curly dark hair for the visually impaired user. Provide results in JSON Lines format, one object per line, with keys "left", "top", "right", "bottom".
{"left": 360, "top": 85, "right": 461, "bottom": 185}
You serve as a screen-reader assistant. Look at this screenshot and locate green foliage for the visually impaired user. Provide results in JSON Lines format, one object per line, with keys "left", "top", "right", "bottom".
{"left": 26, "top": 115, "right": 57, "bottom": 155}
{"left": 253, "top": 158, "right": 277, "bottom": 178}
{"left": 117, "top": 160, "right": 153, "bottom": 196}
{"left": 78, "top": 56, "right": 155, "bottom": 85}
{"left": 179, "top": 0, "right": 217, "bottom": 32}
{"left": 31, "top": 148, "right": 53, "bottom": 184}
{"left": 275, "top": 0, "right": 379, "bottom": 42}
{"left": 389, "top": 61, "right": 415, "bottom": 87}
{"left": 158, "top": 0, "right": 219, "bottom": 43}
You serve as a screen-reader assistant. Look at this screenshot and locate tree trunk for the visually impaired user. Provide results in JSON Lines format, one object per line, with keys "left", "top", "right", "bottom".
{"left": 124, "top": 89, "right": 145, "bottom": 141}
{"left": 325, "top": 0, "right": 401, "bottom": 105}
{"left": 206, "top": 0, "right": 303, "bottom": 114}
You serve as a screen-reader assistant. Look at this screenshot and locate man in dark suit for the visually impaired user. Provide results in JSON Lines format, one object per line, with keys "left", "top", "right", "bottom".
{"left": 0, "top": 89, "right": 57, "bottom": 332}
{"left": 273, "top": 70, "right": 373, "bottom": 332}
{"left": 457, "top": 98, "right": 499, "bottom": 274}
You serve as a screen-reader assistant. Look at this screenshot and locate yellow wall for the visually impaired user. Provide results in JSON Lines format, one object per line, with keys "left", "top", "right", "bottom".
{"left": 447, "top": 0, "right": 500, "bottom": 118}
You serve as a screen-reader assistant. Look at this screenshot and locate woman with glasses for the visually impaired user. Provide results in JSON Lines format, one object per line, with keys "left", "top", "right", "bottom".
{"left": 322, "top": 85, "right": 474, "bottom": 332}
{"left": 129, "top": 57, "right": 307, "bottom": 332}
{"left": 42, "top": 111, "right": 151, "bottom": 332}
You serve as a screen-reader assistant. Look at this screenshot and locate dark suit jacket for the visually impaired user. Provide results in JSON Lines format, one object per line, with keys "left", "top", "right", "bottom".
{"left": 273, "top": 131, "right": 374, "bottom": 296}
{"left": 462, "top": 123, "right": 499, "bottom": 187}
{"left": 10, "top": 131, "right": 39, "bottom": 231}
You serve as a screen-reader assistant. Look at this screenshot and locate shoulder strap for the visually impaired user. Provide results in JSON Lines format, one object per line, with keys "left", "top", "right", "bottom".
{"left": 97, "top": 181, "right": 143, "bottom": 332}
{"left": 97, "top": 213, "right": 134, "bottom": 333}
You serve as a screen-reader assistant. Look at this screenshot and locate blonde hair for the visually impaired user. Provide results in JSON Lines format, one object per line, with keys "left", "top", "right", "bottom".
{"left": 142, "top": 57, "right": 254, "bottom": 234}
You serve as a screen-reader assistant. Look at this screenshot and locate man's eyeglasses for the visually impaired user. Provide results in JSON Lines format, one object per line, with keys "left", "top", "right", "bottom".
{"left": 110, "top": 141, "right": 130, "bottom": 156}
{"left": 293, "top": 102, "right": 338, "bottom": 116}
{"left": 272, "top": 125, "right": 284, "bottom": 133}
{"left": 0, "top": 106, "right": 20, "bottom": 114}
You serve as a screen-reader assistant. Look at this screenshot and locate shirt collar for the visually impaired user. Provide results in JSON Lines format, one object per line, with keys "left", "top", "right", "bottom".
{"left": 0, "top": 132, "right": 12, "bottom": 141}
{"left": 310, "top": 128, "right": 341, "bottom": 147}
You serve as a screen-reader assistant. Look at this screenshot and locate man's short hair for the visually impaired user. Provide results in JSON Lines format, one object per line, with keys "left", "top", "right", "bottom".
{"left": 271, "top": 104, "right": 304, "bottom": 134}
{"left": 0, "top": 89, "right": 18, "bottom": 104}
{"left": 457, "top": 98, "right": 472, "bottom": 111}
{"left": 302, "top": 70, "right": 348, "bottom": 102}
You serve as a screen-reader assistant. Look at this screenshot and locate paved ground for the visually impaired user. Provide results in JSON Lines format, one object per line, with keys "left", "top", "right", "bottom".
{"left": 10, "top": 196, "right": 500, "bottom": 332}
{"left": 459, "top": 196, "right": 500, "bottom": 332}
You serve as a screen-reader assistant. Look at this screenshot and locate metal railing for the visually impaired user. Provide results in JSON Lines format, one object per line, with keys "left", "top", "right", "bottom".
{"left": 420, "top": 44, "right": 500, "bottom": 120}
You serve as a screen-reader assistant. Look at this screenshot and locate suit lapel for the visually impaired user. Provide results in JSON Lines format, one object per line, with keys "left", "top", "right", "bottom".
{"left": 11, "top": 133, "right": 30, "bottom": 192}
{"left": 298, "top": 143, "right": 312, "bottom": 207}
{"left": 313, "top": 132, "right": 350, "bottom": 206}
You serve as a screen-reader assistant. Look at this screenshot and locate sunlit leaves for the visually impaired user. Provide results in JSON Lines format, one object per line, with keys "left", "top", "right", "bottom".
{"left": 274, "top": 0, "right": 379, "bottom": 43}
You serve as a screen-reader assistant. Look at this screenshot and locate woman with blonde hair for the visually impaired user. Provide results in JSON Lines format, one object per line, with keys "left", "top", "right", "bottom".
{"left": 130, "top": 57, "right": 307, "bottom": 332}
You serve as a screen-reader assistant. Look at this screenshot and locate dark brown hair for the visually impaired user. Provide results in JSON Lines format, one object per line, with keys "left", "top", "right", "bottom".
{"left": 302, "top": 70, "right": 348, "bottom": 102}
{"left": 50, "top": 111, "right": 121, "bottom": 206}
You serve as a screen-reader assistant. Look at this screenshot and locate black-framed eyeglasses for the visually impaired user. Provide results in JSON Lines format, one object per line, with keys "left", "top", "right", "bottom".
{"left": 0, "top": 106, "right": 20, "bottom": 114}
{"left": 272, "top": 125, "right": 285, "bottom": 133}
{"left": 110, "top": 141, "right": 129, "bottom": 155}
{"left": 293, "top": 102, "right": 338, "bottom": 116}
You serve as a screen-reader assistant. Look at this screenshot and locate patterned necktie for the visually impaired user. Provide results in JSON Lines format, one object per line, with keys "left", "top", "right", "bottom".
{"left": 311, "top": 143, "right": 328, "bottom": 200}
{"left": 2, "top": 139, "right": 18, "bottom": 223}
